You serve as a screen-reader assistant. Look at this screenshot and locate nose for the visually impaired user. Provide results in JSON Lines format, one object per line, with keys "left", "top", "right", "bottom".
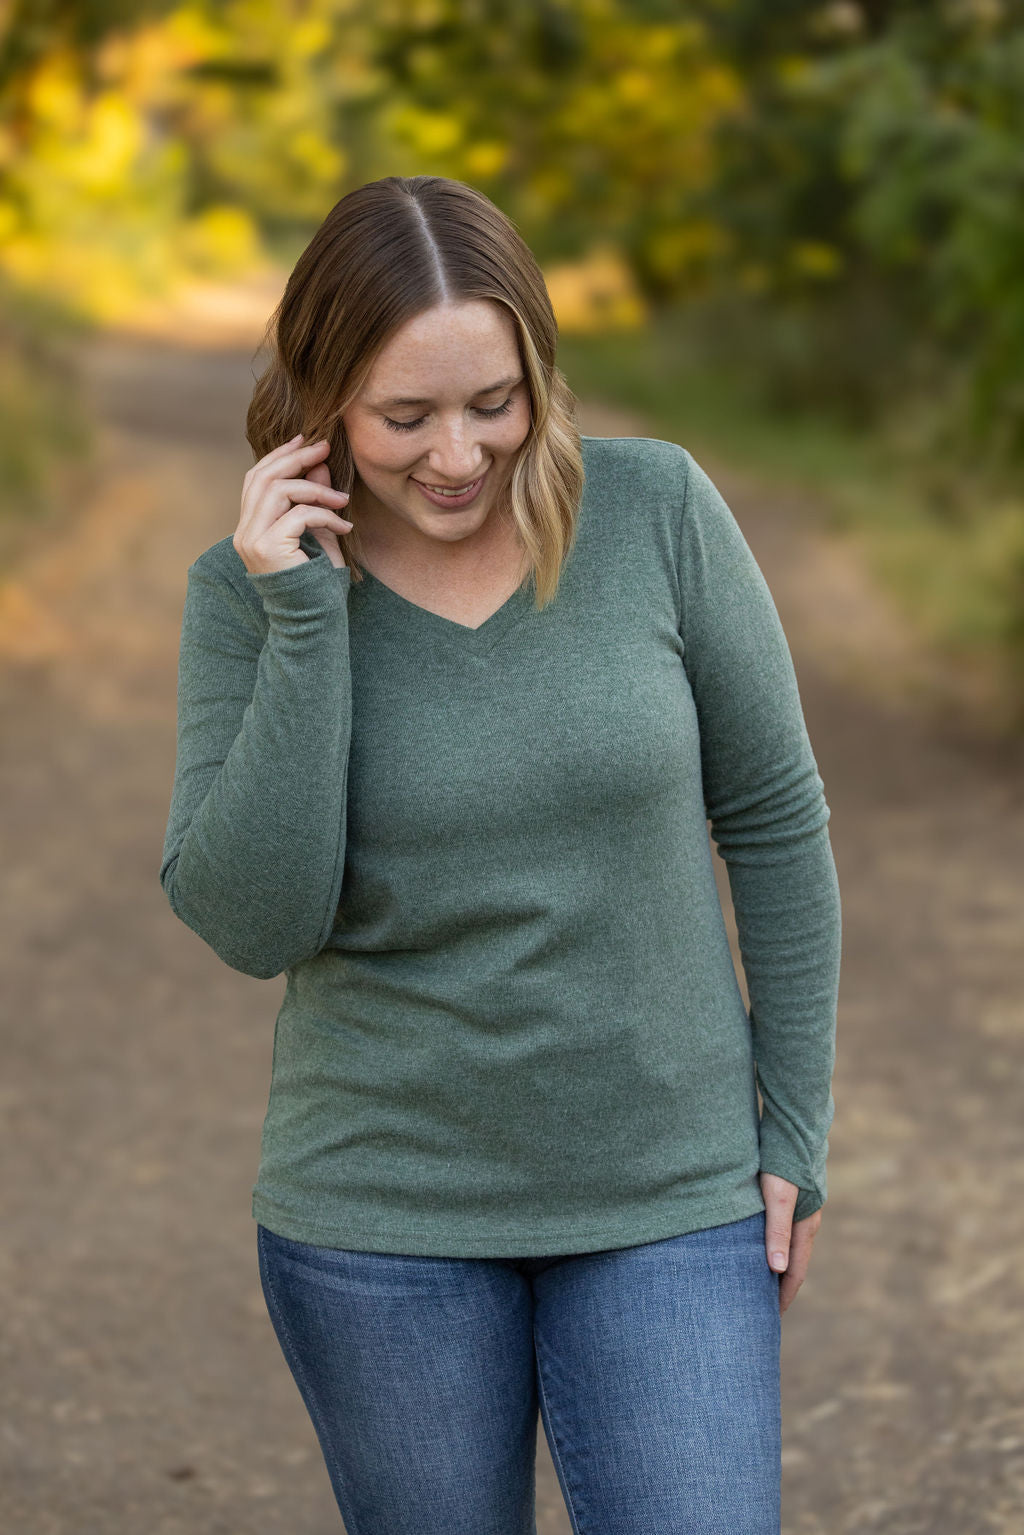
{"left": 420, "top": 414, "right": 487, "bottom": 484}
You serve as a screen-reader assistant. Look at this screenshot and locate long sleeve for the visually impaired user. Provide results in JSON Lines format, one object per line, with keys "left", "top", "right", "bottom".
{"left": 675, "top": 451, "right": 841, "bottom": 1223}
{"left": 159, "top": 549, "right": 353, "bottom": 980}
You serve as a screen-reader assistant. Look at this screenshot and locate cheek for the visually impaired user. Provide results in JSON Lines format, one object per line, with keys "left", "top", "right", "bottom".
{"left": 494, "top": 403, "right": 532, "bottom": 454}
{"left": 349, "top": 429, "right": 417, "bottom": 477}
{"left": 376, "top": 437, "right": 418, "bottom": 471}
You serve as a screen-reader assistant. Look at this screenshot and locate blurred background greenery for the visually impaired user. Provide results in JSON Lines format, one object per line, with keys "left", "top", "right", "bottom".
{"left": 2, "top": 0, "right": 1023, "bottom": 727}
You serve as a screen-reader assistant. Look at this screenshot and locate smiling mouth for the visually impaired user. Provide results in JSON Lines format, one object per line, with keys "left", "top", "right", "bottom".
{"left": 413, "top": 475, "right": 484, "bottom": 496}
{"left": 410, "top": 468, "right": 491, "bottom": 508}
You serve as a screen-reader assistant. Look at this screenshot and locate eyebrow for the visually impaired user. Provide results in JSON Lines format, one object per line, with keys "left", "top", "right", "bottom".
{"left": 373, "top": 374, "right": 524, "bottom": 408}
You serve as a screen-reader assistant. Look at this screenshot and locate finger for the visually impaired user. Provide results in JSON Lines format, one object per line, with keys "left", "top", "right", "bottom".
{"left": 244, "top": 507, "right": 353, "bottom": 559}
{"left": 787, "top": 1229, "right": 813, "bottom": 1284}
{"left": 309, "top": 528, "right": 347, "bottom": 569}
{"left": 765, "top": 1196, "right": 797, "bottom": 1276}
{"left": 778, "top": 1215, "right": 820, "bottom": 1316}
{"left": 788, "top": 1216, "right": 818, "bottom": 1273}
{"left": 779, "top": 1267, "right": 803, "bottom": 1316}
{"left": 779, "top": 1239, "right": 811, "bottom": 1314}
{"left": 277, "top": 437, "right": 331, "bottom": 465}
{"left": 304, "top": 461, "right": 334, "bottom": 489}
{"left": 265, "top": 432, "right": 308, "bottom": 461}
{"left": 241, "top": 478, "right": 350, "bottom": 542}
{"left": 246, "top": 434, "right": 307, "bottom": 480}
{"left": 271, "top": 480, "right": 349, "bottom": 513}
{"left": 249, "top": 437, "right": 333, "bottom": 484}
{"left": 273, "top": 505, "right": 353, "bottom": 533}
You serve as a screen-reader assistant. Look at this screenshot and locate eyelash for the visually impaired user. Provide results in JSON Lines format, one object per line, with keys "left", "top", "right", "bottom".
{"left": 383, "top": 399, "right": 515, "bottom": 433}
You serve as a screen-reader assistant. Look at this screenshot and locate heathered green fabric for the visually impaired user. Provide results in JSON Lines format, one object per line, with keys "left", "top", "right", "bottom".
{"left": 160, "top": 435, "right": 841, "bottom": 1256}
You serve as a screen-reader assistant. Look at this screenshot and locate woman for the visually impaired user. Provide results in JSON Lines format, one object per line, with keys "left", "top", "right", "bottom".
{"left": 160, "top": 174, "right": 841, "bottom": 1535}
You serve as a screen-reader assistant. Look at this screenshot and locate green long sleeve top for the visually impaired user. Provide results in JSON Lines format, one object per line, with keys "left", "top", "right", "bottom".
{"left": 160, "top": 435, "right": 841, "bottom": 1256}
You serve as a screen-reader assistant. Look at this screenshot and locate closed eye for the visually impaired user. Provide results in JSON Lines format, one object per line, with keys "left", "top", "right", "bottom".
{"left": 383, "top": 398, "right": 516, "bottom": 433}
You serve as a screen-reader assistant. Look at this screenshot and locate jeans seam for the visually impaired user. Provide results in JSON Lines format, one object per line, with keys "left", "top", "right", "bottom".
{"left": 533, "top": 1328, "right": 585, "bottom": 1535}
{"left": 257, "top": 1225, "right": 363, "bottom": 1534}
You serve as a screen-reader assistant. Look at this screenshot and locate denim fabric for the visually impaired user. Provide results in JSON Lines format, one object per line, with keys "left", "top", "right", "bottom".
{"left": 257, "top": 1210, "right": 781, "bottom": 1534}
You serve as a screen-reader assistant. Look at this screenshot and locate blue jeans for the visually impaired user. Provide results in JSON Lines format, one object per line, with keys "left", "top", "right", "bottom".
{"left": 257, "top": 1211, "right": 781, "bottom": 1534}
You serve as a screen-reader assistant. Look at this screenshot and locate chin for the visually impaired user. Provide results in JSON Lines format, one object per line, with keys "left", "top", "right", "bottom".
{"left": 417, "top": 509, "right": 489, "bottom": 540}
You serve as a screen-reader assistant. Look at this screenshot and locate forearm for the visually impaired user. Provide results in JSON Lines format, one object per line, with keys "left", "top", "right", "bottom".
{"left": 160, "top": 555, "right": 352, "bottom": 978}
{"left": 724, "top": 825, "right": 841, "bottom": 1221}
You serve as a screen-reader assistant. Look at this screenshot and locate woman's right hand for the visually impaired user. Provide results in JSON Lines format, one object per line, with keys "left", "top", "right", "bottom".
{"left": 235, "top": 434, "right": 354, "bottom": 575}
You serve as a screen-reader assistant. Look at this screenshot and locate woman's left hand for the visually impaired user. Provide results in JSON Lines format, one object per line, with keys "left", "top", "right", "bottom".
{"left": 759, "top": 1171, "right": 822, "bottom": 1315}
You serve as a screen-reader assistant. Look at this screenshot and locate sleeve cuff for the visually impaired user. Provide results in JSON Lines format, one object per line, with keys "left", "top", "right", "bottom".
{"left": 759, "top": 1153, "right": 827, "bottom": 1223}
{"left": 759, "top": 1118, "right": 829, "bottom": 1223}
{"left": 245, "top": 553, "right": 351, "bottom": 620}
{"left": 792, "top": 1186, "right": 825, "bottom": 1222}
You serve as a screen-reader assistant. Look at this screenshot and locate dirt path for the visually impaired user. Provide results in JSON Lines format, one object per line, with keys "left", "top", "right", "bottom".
{"left": 2, "top": 322, "right": 1023, "bottom": 1534}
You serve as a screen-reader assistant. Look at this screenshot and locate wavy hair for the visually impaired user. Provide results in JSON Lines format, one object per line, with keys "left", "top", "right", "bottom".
{"left": 246, "top": 175, "right": 585, "bottom": 607}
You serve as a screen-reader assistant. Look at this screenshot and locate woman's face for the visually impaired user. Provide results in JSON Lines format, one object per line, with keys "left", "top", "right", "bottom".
{"left": 340, "top": 299, "right": 532, "bottom": 552}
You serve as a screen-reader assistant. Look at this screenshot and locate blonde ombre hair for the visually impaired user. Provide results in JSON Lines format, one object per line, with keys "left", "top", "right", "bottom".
{"left": 246, "top": 175, "right": 585, "bottom": 609}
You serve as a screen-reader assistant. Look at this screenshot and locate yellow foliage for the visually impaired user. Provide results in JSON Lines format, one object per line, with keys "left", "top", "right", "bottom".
{"left": 407, "top": 44, "right": 444, "bottom": 78}
{"left": 528, "top": 166, "right": 575, "bottom": 206}
{"left": 640, "top": 24, "right": 692, "bottom": 64}
{"left": 158, "top": 3, "right": 229, "bottom": 66}
{"left": 615, "top": 69, "right": 653, "bottom": 106}
{"left": 700, "top": 62, "right": 746, "bottom": 115}
{"left": 289, "top": 129, "right": 347, "bottom": 181}
{"left": 376, "top": 0, "right": 444, "bottom": 22}
{"left": 0, "top": 226, "right": 174, "bottom": 319}
{"left": 383, "top": 104, "right": 463, "bottom": 156}
{"left": 292, "top": 15, "right": 333, "bottom": 58}
{"left": 0, "top": 233, "right": 37, "bottom": 285}
{"left": 544, "top": 245, "right": 649, "bottom": 335}
{"left": 96, "top": 16, "right": 213, "bottom": 98}
{"left": 178, "top": 205, "right": 262, "bottom": 275}
{"left": 463, "top": 141, "right": 509, "bottom": 179}
{"left": 77, "top": 93, "right": 143, "bottom": 191}
{"left": 789, "top": 240, "right": 844, "bottom": 279}
{"left": 26, "top": 50, "right": 84, "bottom": 131}
{"left": 648, "top": 221, "right": 731, "bottom": 284}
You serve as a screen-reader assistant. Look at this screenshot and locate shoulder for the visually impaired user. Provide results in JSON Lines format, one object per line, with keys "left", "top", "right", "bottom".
{"left": 580, "top": 434, "right": 691, "bottom": 498}
{"left": 581, "top": 436, "right": 745, "bottom": 549}
{"left": 578, "top": 435, "right": 699, "bottom": 574}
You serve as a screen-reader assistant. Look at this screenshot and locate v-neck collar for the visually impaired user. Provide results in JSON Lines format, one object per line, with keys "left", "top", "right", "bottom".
{"left": 356, "top": 566, "right": 535, "bottom": 655}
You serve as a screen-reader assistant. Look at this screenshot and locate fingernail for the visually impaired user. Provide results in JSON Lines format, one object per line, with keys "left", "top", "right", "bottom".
{"left": 771, "top": 1252, "right": 788, "bottom": 1270}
